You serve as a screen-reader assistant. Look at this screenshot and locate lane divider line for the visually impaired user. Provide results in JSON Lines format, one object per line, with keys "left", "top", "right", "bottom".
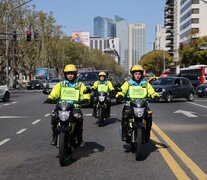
{"left": 32, "top": 119, "right": 41, "bottom": 125}
{"left": 151, "top": 132, "right": 190, "bottom": 180}
{"left": 153, "top": 122, "right": 207, "bottom": 179}
{"left": 16, "top": 128, "right": 27, "bottom": 135}
{"left": 0, "top": 138, "right": 11, "bottom": 146}
{"left": 188, "top": 102, "right": 207, "bottom": 109}
{"left": 44, "top": 114, "right": 51, "bottom": 117}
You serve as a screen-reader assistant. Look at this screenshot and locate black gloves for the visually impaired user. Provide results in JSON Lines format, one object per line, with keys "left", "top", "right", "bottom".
{"left": 109, "top": 90, "right": 116, "bottom": 98}
{"left": 153, "top": 96, "right": 160, "bottom": 102}
{"left": 116, "top": 95, "right": 124, "bottom": 102}
{"left": 44, "top": 98, "right": 56, "bottom": 104}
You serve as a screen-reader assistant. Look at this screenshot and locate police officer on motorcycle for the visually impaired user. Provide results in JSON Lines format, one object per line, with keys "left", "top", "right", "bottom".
{"left": 116, "top": 65, "right": 159, "bottom": 142}
{"left": 92, "top": 71, "right": 115, "bottom": 118}
{"left": 45, "top": 64, "right": 90, "bottom": 146}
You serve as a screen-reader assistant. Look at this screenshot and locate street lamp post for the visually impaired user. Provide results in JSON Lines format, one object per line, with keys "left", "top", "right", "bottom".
{"left": 5, "top": 0, "right": 33, "bottom": 86}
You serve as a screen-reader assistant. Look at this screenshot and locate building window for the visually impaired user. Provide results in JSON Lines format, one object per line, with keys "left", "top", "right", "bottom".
{"left": 192, "top": 0, "right": 199, "bottom": 4}
{"left": 192, "top": 18, "right": 199, "bottom": 23}
{"left": 192, "top": 8, "right": 199, "bottom": 14}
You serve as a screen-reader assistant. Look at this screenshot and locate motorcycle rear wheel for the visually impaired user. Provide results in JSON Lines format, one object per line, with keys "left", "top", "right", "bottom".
{"left": 59, "top": 132, "right": 69, "bottom": 166}
{"left": 135, "top": 127, "right": 143, "bottom": 160}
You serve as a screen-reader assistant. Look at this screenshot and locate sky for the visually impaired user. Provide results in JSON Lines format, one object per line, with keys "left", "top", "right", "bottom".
{"left": 32, "top": 0, "right": 165, "bottom": 52}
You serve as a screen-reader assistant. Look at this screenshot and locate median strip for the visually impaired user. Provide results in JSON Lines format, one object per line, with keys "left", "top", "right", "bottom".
{"left": 153, "top": 122, "right": 207, "bottom": 179}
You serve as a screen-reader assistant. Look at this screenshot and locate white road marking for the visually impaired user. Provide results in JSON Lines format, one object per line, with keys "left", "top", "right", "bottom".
{"left": 16, "top": 128, "right": 27, "bottom": 134}
{"left": 44, "top": 114, "right": 51, "bottom": 117}
{"left": 2, "top": 103, "right": 10, "bottom": 106}
{"left": 188, "top": 102, "right": 207, "bottom": 109}
{"left": 83, "top": 113, "right": 117, "bottom": 117}
{"left": 0, "top": 116, "right": 27, "bottom": 119}
{"left": 32, "top": 119, "right": 41, "bottom": 125}
{"left": 174, "top": 110, "right": 198, "bottom": 118}
{"left": 0, "top": 138, "right": 11, "bottom": 146}
{"left": 11, "top": 101, "right": 17, "bottom": 104}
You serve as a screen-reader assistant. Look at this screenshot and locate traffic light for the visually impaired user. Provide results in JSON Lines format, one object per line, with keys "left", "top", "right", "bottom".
{"left": 179, "top": 42, "right": 183, "bottom": 50}
{"left": 26, "top": 31, "right": 31, "bottom": 41}
{"left": 34, "top": 30, "right": 38, "bottom": 42}
{"left": 12, "top": 31, "right": 17, "bottom": 41}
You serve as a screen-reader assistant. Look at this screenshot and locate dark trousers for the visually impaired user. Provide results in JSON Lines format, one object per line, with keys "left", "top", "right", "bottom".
{"left": 121, "top": 105, "right": 152, "bottom": 140}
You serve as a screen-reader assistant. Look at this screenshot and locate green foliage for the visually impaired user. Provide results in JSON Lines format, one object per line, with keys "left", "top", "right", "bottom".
{"left": 180, "top": 36, "right": 207, "bottom": 66}
{"left": 0, "top": 1, "right": 123, "bottom": 87}
{"left": 140, "top": 50, "right": 173, "bottom": 75}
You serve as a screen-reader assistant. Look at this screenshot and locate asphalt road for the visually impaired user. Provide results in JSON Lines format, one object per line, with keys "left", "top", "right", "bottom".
{"left": 0, "top": 90, "right": 207, "bottom": 180}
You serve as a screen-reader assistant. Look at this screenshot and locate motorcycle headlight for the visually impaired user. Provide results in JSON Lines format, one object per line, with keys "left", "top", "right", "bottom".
{"left": 162, "top": 88, "right": 166, "bottom": 92}
{"left": 99, "top": 95, "right": 105, "bottom": 102}
{"left": 58, "top": 111, "right": 70, "bottom": 121}
{"left": 133, "top": 107, "right": 145, "bottom": 118}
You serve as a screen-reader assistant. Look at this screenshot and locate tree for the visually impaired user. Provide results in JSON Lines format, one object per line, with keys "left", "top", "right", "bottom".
{"left": 140, "top": 50, "right": 173, "bottom": 75}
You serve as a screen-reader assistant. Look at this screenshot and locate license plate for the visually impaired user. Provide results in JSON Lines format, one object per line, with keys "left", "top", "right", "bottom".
{"left": 198, "top": 90, "right": 202, "bottom": 93}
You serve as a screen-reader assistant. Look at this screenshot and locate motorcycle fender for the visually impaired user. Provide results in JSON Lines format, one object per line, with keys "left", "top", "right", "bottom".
{"left": 57, "top": 126, "right": 67, "bottom": 133}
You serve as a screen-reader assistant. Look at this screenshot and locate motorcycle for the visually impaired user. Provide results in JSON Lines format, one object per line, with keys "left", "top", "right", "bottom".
{"left": 43, "top": 87, "right": 91, "bottom": 166}
{"left": 95, "top": 91, "right": 110, "bottom": 127}
{"left": 127, "top": 98, "right": 149, "bottom": 160}
{"left": 47, "top": 100, "right": 79, "bottom": 166}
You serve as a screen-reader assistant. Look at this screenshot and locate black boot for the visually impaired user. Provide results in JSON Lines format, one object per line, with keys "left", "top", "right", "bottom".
{"left": 121, "top": 125, "right": 127, "bottom": 141}
{"left": 92, "top": 106, "right": 97, "bottom": 117}
{"left": 145, "top": 116, "right": 152, "bottom": 143}
{"left": 51, "top": 131, "right": 57, "bottom": 146}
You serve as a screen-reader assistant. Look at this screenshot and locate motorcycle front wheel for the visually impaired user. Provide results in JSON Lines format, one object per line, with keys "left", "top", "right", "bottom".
{"left": 59, "top": 132, "right": 69, "bottom": 166}
{"left": 98, "top": 108, "right": 103, "bottom": 127}
{"left": 135, "top": 127, "right": 143, "bottom": 160}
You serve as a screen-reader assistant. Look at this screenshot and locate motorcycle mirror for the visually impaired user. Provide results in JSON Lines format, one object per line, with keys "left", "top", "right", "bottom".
{"left": 115, "top": 86, "right": 122, "bottom": 92}
{"left": 43, "top": 89, "right": 50, "bottom": 95}
{"left": 83, "top": 87, "right": 91, "bottom": 94}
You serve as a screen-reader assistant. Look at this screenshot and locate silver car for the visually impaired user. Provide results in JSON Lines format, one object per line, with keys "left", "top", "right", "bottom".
{"left": 0, "top": 84, "right": 10, "bottom": 102}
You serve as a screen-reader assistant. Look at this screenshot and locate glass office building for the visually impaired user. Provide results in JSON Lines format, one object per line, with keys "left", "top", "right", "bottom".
{"left": 115, "top": 16, "right": 129, "bottom": 72}
{"left": 94, "top": 16, "right": 116, "bottom": 38}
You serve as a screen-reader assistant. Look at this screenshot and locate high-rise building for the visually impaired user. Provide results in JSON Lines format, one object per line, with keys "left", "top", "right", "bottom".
{"left": 164, "top": 0, "right": 175, "bottom": 57}
{"left": 93, "top": 16, "right": 116, "bottom": 38}
{"left": 128, "top": 24, "right": 146, "bottom": 71}
{"left": 90, "top": 37, "right": 120, "bottom": 63}
{"left": 155, "top": 24, "right": 168, "bottom": 51}
{"left": 179, "top": 0, "right": 207, "bottom": 42}
{"left": 115, "top": 16, "right": 129, "bottom": 72}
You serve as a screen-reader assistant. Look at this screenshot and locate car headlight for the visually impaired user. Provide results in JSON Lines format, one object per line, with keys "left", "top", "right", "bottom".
{"left": 58, "top": 111, "right": 70, "bottom": 121}
{"left": 36, "top": 84, "right": 40, "bottom": 86}
{"left": 133, "top": 107, "right": 145, "bottom": 118}
{"left": 99, "top": 95, "right": 105, "bottom": 102}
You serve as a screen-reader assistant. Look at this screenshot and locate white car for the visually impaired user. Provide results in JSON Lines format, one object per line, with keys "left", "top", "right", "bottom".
{"left": 0, "top": 84, "right": 10, "bottom": 102}
{"left": 48, "top": 78, "right": 61, "bottom": 90}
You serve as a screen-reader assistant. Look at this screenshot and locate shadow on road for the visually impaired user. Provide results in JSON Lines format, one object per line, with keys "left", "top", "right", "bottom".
{"left": 63, "top": 141, "right": 105, "bottom": 166}
{"left": 94, "top": 117, "right": 119, "bottom": 127}
{"left": 123, "top": 139, "right": 169, "bottom": 161}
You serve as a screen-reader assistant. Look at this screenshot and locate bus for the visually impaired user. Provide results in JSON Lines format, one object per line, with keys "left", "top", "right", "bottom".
{"left": 180, "top": 65, "right": 207, "bottom": 84}
{"left": 35, "top": 68, "right": 57, "bottom": 80}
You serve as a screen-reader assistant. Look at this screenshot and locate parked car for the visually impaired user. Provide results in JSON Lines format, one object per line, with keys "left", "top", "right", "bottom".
{"left": 151, "top": 77, "right": 195, "bottom": 102}
{"left": 196, "top": 83, "right": 207, "bottom": 97}
{"left": 0, "top": 84, "right": 10, "bottom": 102}
{"left": 47, "top": 78, "right": 61, "bottom": 90}
{"left": 27, "top": 79, "right": 44, "bottom": 90}
{"left": 40, "top": 79, "right": 48, "bottom": 89}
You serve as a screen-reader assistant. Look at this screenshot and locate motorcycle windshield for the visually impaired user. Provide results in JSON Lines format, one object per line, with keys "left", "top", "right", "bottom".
{"left": 129, "top": 86, "right": 147, "bottom": 99}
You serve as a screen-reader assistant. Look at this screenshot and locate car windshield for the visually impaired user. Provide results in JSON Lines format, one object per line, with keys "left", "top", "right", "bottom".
{"left": 77, "top": 72, "right": 98, "bottom": 81}
{"left": 153, "top": 78, "right": 174, "bottom": 85}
